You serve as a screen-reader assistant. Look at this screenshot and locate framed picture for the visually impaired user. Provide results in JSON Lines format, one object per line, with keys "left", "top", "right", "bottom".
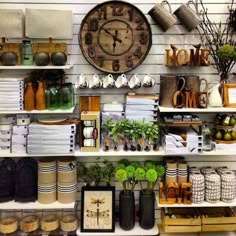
{"left": 224, "top": 84, "right": 236, "bottom": 107}
{"left": 80, "top": 186, "right": 115, "bottom": 232}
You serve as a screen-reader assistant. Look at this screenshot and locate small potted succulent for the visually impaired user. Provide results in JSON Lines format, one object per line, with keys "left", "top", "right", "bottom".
{"left": 137, "top": 161, "right": 165, "bottom": 229}
{"left": 115, "top": 159, "right": 141, "bottom": 230}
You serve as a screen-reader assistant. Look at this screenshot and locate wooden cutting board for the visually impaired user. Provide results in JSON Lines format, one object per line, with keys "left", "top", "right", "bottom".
{"left": 79, "top": 96, "right": 100, "bottom": 112}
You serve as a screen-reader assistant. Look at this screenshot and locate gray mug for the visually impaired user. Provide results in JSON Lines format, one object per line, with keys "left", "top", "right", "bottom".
{"left": 174, "top": 0, "right": 201, "bottom": 31}
{"left": 148, "top": 0, "right": 177, "bottom": 32}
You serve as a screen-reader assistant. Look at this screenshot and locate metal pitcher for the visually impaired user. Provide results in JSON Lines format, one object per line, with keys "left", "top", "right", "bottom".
{"left": 148, "top": 0, "right": 177, "bottom": 32}
{"left": 174, "top": 0, "right": 201, "bottom": 31}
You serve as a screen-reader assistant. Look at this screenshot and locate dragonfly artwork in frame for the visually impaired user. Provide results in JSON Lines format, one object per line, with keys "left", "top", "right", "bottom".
{"left": 81, "top": 186, "right": 115, "bottom": 232}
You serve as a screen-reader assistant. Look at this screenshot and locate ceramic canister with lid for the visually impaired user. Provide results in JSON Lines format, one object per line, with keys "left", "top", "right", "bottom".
{"left": 58, "top": 158, "right": 77, "bottom": 183}
{"left": 38, "top": 158, "right": 57, "bottom": 184}
{"left": 57, "top": 181, "right": 77, "bottom": 204}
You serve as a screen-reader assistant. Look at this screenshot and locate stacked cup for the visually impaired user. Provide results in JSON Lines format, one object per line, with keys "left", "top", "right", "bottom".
{"left": 57, "top": 157, "right": 77, "bottom": 204}
{"left": 205, "top": 172, "right": 221, "bottom": 203}
{"left": 189, "top": 172, "right": 205, "bottom": 204}
{"left": 165, "top": 160, "right": 177, "bottom": 185}
{"left": 177, "top": 160, "right": 188, "bottom": 184}
{"left": 220, "top": 171, "right": 236, "bottom": 203}
{"left": 38, "top": 158, "right": 57, "bottom": 204}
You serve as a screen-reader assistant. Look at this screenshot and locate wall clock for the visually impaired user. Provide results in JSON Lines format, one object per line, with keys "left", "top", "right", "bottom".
{"left": 79, "top": 0, "right": 152, "bottom": 74}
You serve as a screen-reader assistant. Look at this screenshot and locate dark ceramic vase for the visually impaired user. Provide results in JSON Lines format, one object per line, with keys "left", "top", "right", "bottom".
{"left": 139, "top": 191, "right": 155, "bottom": 229}
{"left": 51, "top": 52, "right": 67, "bottom": 66}
{"left": 1, "top": 52, "right": 18, "bottom": 66}
{"left": 119, "top": 190, "right": 135, "bottom": 230}
{"left": 34, "top": 52, "right": 50, "bottom": 66}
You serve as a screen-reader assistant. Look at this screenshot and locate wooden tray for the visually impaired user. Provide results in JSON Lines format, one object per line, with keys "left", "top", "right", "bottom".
{"left": 215, "top": 125, "right": 234, "bottom": 130}
{"left": 212, "top": 138, "right": 236, "bottom": 144}
{"left": 200, "top": 207, "right": 236, "bottom": 232}
{"left": 165, "top": 121, "right": 202, "bottom": 127}
{"left": 162, "top": 208, "right": 201, "bottom": 233}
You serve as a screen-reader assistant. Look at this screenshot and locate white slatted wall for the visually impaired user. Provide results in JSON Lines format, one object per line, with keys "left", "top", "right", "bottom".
{"left": 0, "top": 0, "right": 236, "bottom": 235}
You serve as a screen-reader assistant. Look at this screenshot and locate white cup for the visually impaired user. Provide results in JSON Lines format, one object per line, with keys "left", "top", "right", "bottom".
{"left": 89, "top": 74, "right": 102, "bottom": 89}
{"left": 102, "top": 74, "right": 115, "bottom": 88}
{"left": 83, "top": 120, "right": 95, "bottom": 127}
{"left": 142, "top": 74, "right": 155, "bottom": 87}
{"left": 129, "top": 74, "right": 141, "bottom": 89}
{"left": 78, "top": 74, "right": 88, "bottom": 89}
{"left": 84, "top": 139, "right": 95, "bottom": 147}
{"left": 115, "top": 74, "right": 128, "bottom": 88}
{"left": 83, "top": 127, "right": 94, "bottom": 138}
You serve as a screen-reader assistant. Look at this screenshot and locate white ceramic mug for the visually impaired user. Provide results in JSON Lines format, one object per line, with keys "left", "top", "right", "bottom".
{"left": 102, "top": 74, "right": 115, "bottom": 88}
{"left": 78, "top": 74, "right": 88, "bottom": 89}
{"left": 84, "top": 138, "right": 95, "bottom": 147}
{"left": 142, "top": 74, "right": 155, "bottom": 87}
{"left": 83, "top": 127, "right": 94, "bottom": 138}
{"left": 89, "top": 74, "right": 102, "bottom": 89}
{"left": 129, "top": 74, "right": 142, "bottom": 89}
{"left": 115, "top": 74, "right": 128, "bottom": 88}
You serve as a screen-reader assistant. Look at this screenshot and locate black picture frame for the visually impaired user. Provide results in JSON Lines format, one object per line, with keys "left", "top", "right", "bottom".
{"left": 80, "top": 185, "right": 115, "bottom": 232}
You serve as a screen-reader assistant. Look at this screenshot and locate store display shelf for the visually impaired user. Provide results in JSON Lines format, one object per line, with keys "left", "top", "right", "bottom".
{"left": 75, "top": 149, "right": 163, "bottom": 157}
{"left": 157, "top": 197, "right": 236, "bottom": 208}
{"left": 0, "top": 201, "right": 75, "bottom": 209}
{"left": 4, "top": 149, "right": 236, "bottom": 158}
{"left": 76, "top": 223, "right": 158, "bottom": 235}
{"left": 0, "top": 106, "right": 76, "bottom": 114}
{"left": 0, "top": 65, "right": 73, "bottom": 70}
{"left": 159, "top": 106, "right": 236, "bottom": 113}
{"left": 0, "top": 152, "right": 75, "bottom": 158}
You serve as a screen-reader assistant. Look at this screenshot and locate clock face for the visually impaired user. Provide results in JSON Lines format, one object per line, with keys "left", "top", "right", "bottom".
{"left": 79, "top": 1, "right": 152, "bottom": 74}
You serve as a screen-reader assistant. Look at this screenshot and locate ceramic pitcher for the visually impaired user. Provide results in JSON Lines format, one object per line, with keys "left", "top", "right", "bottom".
{"left": 207, "top": 83, "right": 223, "bottom": 107}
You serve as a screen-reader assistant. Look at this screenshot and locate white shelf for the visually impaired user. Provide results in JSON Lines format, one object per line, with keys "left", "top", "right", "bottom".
{"left": 3, "top": 149, "right": 236, "bottom": 158}
{"left": 0, "top": 65, "right": 73, "bottom": 70}
{"left": 76, "top": 149, "right": 162, "bottom": 157}
{"left": 159, "top": 106, "right": 236, "bottom": 113}
{"left": 0, "top": 152, "right": 75, "bottom": 157}
{"left": 0, "top": 201, "right": 75, "bottom": 209}
{"left": 0, "top": 106, "right": 76, "bottom": 114}
{"left": 157, "top": 197, "right": 236, "bottom": 208}
{"left": 76, "top": 223, "right": 159, "bottom": 236}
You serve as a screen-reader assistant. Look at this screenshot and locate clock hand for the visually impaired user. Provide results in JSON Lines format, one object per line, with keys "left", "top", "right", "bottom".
{"left": 102, "top": 28, "right": 122, "bottom": 43}
{"left": 113, "top": 30, "right": 117, "bottom": 53}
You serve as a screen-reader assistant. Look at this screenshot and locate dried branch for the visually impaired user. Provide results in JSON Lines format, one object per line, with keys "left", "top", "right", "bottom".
{"left": 197, "top": 0, "right": 236, "bottom": 81}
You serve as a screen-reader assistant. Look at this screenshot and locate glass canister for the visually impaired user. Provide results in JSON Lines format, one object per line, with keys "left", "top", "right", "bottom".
{"left": 21, "top": 40, "right": 33, "bottom": 65}
{"left": 60, "top": 83, "right": 74, "bottom": 109}
{"left": 46, "top": 85, "right": 60, "bottom": 110}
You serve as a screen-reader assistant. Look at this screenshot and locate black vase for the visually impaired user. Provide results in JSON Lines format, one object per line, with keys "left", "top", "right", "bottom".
{"left": 139, "top": 191, "right": 155, "bottom": 229}
{"left": 119, "top": 191, "right": 135, "bottom": 230}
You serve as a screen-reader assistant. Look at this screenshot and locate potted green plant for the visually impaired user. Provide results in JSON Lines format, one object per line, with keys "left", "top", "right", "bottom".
{"left": 128, "top": 120, "right": 144, "bottom": 151}
{"left": 120, "top": 119, "right": 132, "bottom": 151}
{"left": 143, "top": 122, "right": 160, "bottom": 151}
{"left": 137, "top": 161, "right": 165, "bottom": 229}
{"left": 77, "top": 157, "right": 114, "bottom": 186}
{"left": 115, "top": 159, "right": 138, "bottom": 230}
{"left": 111, "top": 120, "right": 124, "bottom": 151}
{"left": 101, "top": 118, "right": 115, "bottom": 151}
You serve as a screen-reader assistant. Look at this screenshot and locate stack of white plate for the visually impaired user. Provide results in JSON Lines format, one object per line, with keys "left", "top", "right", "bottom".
{"left": 0, "top": 79, "right": 24, "bottom": 111}
{"left": 125, "top": 95, "right": 158, "bottom": 122}
{"left": 27, "top": 116, "right": 76, "bottom": 154}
